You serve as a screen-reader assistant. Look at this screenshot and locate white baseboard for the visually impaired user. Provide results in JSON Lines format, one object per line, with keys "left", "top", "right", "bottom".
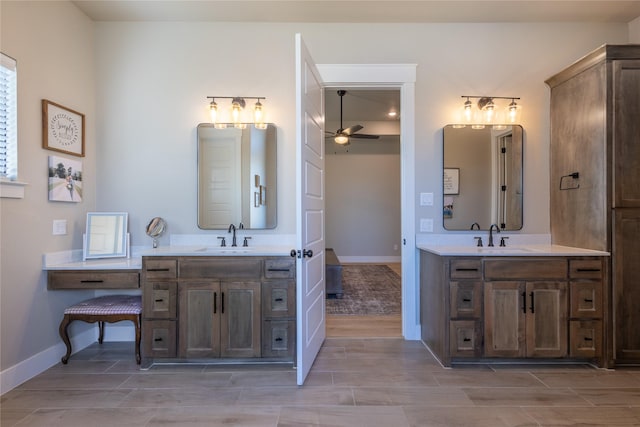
{"left": 1, "top": 328, "right": 96, "bottom": 395}
{"left": 337, "top": 256, "right": 402, "bottom": 264}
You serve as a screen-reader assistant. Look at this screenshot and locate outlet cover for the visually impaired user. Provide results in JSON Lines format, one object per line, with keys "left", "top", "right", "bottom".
{"left": 420, "top": 192, "right": 434, "bottom": 206}
{"left": 420, "top": 218, "right": 433, "bottom": 232}
{"left": 53, "top": 219, "right": 67, "bottom": 235}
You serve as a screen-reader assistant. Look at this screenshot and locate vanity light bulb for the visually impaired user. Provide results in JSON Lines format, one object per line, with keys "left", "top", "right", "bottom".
{"left": 484, "top": 102, "right": 495, "bottom": 123}
{"left": 463, "top": 99, "right": 473, "bottom": 122}
{"left": 232, "top": 102, "right": 242, "bottom": 125}
{"left": 508, "top": 100, "right": 518, "bottom": 123}
{"left": 209, "top": 101, "right": 218, "bottom": 124}
{"left": 254, "top": 100, "right": 264, "bottom": 124}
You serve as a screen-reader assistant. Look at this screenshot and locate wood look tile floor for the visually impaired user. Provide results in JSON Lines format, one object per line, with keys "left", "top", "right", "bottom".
{"left": 2, "top": 340, "right": 640, "bottom": 426}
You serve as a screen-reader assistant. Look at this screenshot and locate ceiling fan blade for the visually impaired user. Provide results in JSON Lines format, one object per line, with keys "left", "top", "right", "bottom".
{"left": 342, "top": 125, "right": 363, "bottom": 136}
{"left": 350, "top": 133, "right": 380, "bottom": 139}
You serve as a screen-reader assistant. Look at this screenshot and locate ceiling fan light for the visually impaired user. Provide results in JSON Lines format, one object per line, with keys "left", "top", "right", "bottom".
{"left": 335, "top": 135, "right": 349, "bottom": 145}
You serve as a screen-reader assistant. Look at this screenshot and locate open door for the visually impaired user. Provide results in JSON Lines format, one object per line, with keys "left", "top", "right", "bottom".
{"left": 294, "top": 33, "right": 326, "bottom": 385}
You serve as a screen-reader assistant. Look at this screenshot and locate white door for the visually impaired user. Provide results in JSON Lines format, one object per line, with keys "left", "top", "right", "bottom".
{"left": 295, "top": 33, "right": 326, "bottom": 385}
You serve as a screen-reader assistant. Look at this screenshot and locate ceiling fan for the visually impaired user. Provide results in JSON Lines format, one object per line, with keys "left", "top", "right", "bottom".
{"left": 326, "top": 90, "right": 380, "bottom": 145}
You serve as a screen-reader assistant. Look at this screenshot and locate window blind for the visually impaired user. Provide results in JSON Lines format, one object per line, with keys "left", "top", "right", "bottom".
{"left": 1, "top": 53, "right": 17, "bottom": 179}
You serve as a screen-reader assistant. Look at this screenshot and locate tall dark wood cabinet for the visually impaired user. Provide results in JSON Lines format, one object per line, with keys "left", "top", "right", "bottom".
{"left": 546, "top": 44, "right": 640, "bottom": 366}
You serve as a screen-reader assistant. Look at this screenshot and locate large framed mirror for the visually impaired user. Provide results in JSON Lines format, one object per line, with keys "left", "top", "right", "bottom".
{"left": 84, "top": 212, "right": 129, "bottom": 259}
{"left": 197, "top": 124, "right": 277, "bottom": 229}
{"left": 443, "top": 125, "right": 523, "bottom": 231}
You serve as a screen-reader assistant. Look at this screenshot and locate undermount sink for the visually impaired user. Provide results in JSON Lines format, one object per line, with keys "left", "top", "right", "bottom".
{"left": 475, "top": 247, "right": 535, "bottom": 254}
{"left": 196, "top": 247, "right": 254, "bottom": 254}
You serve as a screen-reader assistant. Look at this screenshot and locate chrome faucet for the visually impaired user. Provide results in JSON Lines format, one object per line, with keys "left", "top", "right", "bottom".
{"left": 488, "top": 223, "right": 501, "bottom": 247}
{"left": 228, "top": 223, "right": 237, "bottom": 247}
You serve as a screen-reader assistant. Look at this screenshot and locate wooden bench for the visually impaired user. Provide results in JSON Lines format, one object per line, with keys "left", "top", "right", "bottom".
{"left": 326, "top": 248, "right": 343, "bottom": 298}
{"left": 58, "top": 295, "right": 142, "bottom": 364}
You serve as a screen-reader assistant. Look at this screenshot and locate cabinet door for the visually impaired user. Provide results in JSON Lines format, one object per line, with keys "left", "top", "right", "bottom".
{"left": 143, "top": 320, "right": 176, "bottom": 358}
{"left": 178, "top": 281, "right": 221, "bottom": 358}
{"left": 449, "top": 320, "right": 482, "bottom": 358}
{"left": 613, "top": 60, "right": 640, "bottom": 207}
{"left": 614, "top": 209, "right": 640, "bottom": 362}
{"left": 484, "top": 282, "right": 526, "bottom": 358}
{"left": 525, "top": 281, "right": 568, "bottom": 357}
{"left": 570, "top": 320, "right": 602, "bottom": 358}
{"left": 143, "top": 282, "right": 177, "bottom": 319}
{"left": 220, "top": 281, "right": 261, "bottom": 358}
{"left": 450, "top": 281, "right": 482, "bottom": 319}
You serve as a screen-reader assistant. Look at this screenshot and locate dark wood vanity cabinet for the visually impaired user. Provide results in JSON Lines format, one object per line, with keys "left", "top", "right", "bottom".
{"left": 48, "top": 270, "right": 139, "bottom": 290}
{"left": 420, "top": 252, "right": 605, "bottom": 367}
{"left": 546, "top": 44, "right": 640, "bottom": 366}
{"left": 141, "top": 256, "right": 295, "bottom": 362}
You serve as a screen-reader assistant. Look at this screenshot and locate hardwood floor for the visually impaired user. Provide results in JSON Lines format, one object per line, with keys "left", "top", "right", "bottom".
{"left": 326, "top": 262, "right": 402, "bottom": 338}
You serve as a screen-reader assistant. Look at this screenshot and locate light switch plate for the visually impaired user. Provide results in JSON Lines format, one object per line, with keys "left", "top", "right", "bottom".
{"left": 420, "top": 218, "right": 433, "bottom": 232}
{"left": 53, "top": 219, "right": 67, "bottom": 235}
{"left": 420, "top": 192, "right": 434, "bottom": 206}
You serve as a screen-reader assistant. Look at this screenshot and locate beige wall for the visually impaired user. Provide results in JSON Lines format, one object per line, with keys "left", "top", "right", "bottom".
{"left": 631, "top": 16, "right": 640, "bottom": 41}
{"left": 0, "top": 1, "right": 96, "bottom": 375}
{"left": 0, "top": 0, "right": 635, "bottom": 388}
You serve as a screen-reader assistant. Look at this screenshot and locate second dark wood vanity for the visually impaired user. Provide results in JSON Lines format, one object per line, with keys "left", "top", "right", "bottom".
{"left": 420, "top": 250, "right": 607, "bottom": 367}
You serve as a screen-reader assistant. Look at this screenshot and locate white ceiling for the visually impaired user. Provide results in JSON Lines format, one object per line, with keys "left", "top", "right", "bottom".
{"left": 72, "top": 1, "right": 640, "bottom": 23}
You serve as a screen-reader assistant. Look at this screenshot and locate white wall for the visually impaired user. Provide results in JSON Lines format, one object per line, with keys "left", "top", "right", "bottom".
{"left": 0, "top": 1, "right": 96, "bottom": 378}
{"left": 0, "top": 0, "right": 634, "bottom": 391}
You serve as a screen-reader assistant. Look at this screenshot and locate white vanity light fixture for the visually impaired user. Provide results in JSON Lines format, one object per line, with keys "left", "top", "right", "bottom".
{"left": 206, "top": 96, "right": 267, "bottom": 129}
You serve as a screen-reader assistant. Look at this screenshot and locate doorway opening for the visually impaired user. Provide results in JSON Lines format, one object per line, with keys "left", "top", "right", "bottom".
{"left": 323, "top": 88, "right": 402, "bottom": 338}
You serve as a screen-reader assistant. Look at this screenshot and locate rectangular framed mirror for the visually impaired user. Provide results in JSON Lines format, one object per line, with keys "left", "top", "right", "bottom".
{"left": 84, "top": 212, "right": 129, "bottom": 259}
{"left": 443, "top": 125, "right": 523, "bottom": 231}
{"left": 197, "top": 123, "right": 277, "bottom": 229}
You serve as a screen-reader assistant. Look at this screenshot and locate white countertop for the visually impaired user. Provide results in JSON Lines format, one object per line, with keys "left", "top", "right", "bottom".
{"left": 43, "top": 245, "right": 294, "bottom": 270}
{"left": 418, "top": 243, "right": 610, "bottom": 257}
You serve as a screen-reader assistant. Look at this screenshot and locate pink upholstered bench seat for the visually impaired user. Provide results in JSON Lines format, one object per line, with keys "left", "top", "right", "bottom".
{"left": 64, "top": 295, "right": 142, "bottom": 315}
{"left": 59, "top": 295, "right": 142, "bottom": 365}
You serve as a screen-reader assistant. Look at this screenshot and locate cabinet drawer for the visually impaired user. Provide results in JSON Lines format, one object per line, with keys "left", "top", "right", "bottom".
{"left": 48, "top": 270, "right": 139, "bottom": 289}
{"left": 143, "top": 282, "right": 177, "bottom": 319}
{"left": 264, "top": 259, "right": 295, "bottom": 279}
{"left": 180, "top": 258, "right": 262, "bottom": 279}
{"left": 450, "top": 281, "right": 482, "bottom": 318}
{"left": 262, "top": 320, "right": 295, "bottom": 358}
{"left": 263, "top": 281, "right": 295, "bottom": 318}
{"left": 569, "top": 320, "right": 602, "bottom": 358}
{"left": 144, "top": 259, "right": 177, "bottom": 279}
{"left": 570, "top": 282, "right": 603, "bottom": 318}
{"left": 142, "top": 320, "right": 176, "bottom": 358}
{"left": 569, "top": 259, "right": 603, "bottom": 279}
{"left": 449, "top": 320, "right": 482, "bottom": 358}
{"left": 450, "top": 259, "right": 482, "bottom": 279}
{"left": 484, "top": 259, "right": 567, "bottom": 280}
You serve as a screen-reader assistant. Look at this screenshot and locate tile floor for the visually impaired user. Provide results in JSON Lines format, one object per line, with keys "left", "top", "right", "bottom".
{"left": 2, "top": 339, "right": 640, "bottom": 426}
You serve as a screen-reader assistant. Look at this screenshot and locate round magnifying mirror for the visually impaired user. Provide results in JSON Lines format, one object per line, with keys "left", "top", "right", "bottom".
{"left": 146, "top": 217, "right": 166, "bottom": 248}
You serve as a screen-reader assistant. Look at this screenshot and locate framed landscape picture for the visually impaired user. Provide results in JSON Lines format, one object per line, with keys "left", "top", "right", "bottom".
{"left": 42, "top": 99, "right": 85, "bottom": 157}
{"left": 48, "top": 155, "right": 83, "bottom": 203}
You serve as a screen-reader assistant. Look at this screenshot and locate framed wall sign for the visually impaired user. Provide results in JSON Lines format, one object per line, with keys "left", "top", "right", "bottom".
{"left": 444, "top": 168, "right": 460, "bottom": 195}
{"left": 42, "top": 99, "right": 85, "bottom": 157}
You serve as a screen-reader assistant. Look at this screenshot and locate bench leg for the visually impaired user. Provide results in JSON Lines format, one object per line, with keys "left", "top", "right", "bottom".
{"left": 58, "top": 315, "right": 73, "bottom": 364}
{"left": 98, "top": 321, "right": 105, "bottom": 344}
{"left": 135, "top": 314, "right": 141, "bottom": 364}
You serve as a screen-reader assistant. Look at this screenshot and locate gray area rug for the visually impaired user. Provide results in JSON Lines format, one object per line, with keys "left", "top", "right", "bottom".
{"left": 326, "top": 264, "right": 401, "bottom": 315}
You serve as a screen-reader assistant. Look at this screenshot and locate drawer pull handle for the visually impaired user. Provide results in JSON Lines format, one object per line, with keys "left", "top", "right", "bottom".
{"left": 275, "top": 338, "right": 283, "bottom": 342}
{"left": 522, "top": 292, "right": 527, "bottom": 314}
{"left": 148, "top": 268, "right": 170, "bottom": 272}
{"left": 268, "top": 268, "right": 291, "bottom": 272}
{"left": 214, "top": 292, "right": 217, "bottom": 314}
{"left": 576, "top": 268, "right": 600, "bottom": 272}
{"left": 154, "top": 338, "right": 163, "bottom": 342}
{"left": 275, "top": 298, "right": 284, "bottom": 302}
{"left": 530, "top": 292, "right": 535, "bottom": 313}
{"left": 584, "top": 298, "right": 594, "bottom": 303}
{"left": 584, "top": 337, "right": 593, "bottom": 341}
{"left": 455, "top": 268, "right": 479, "bottom": 272}
{"left": 462, "top": 298, "right": 471, "bottom": 302}
{"left": 463, "top": 338, "right": 471, "bottom": 342}
{"left": 155, "top": 299, "right": 164, "bottom": 302}
{"left": 80, "top": 280, "right": 104, "bottom": 283}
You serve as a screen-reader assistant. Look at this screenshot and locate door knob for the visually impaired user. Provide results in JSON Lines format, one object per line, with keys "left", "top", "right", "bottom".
{"left": 303, "top": 249, "right": 313, "bottom": 258}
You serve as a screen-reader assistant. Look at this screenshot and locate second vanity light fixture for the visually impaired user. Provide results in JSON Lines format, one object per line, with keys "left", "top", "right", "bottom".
{"left": 207, "top": 96, "right": 267, "bottom": 129}
{"left": 460, "top": 95, "right": 521, "bottom": 128}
